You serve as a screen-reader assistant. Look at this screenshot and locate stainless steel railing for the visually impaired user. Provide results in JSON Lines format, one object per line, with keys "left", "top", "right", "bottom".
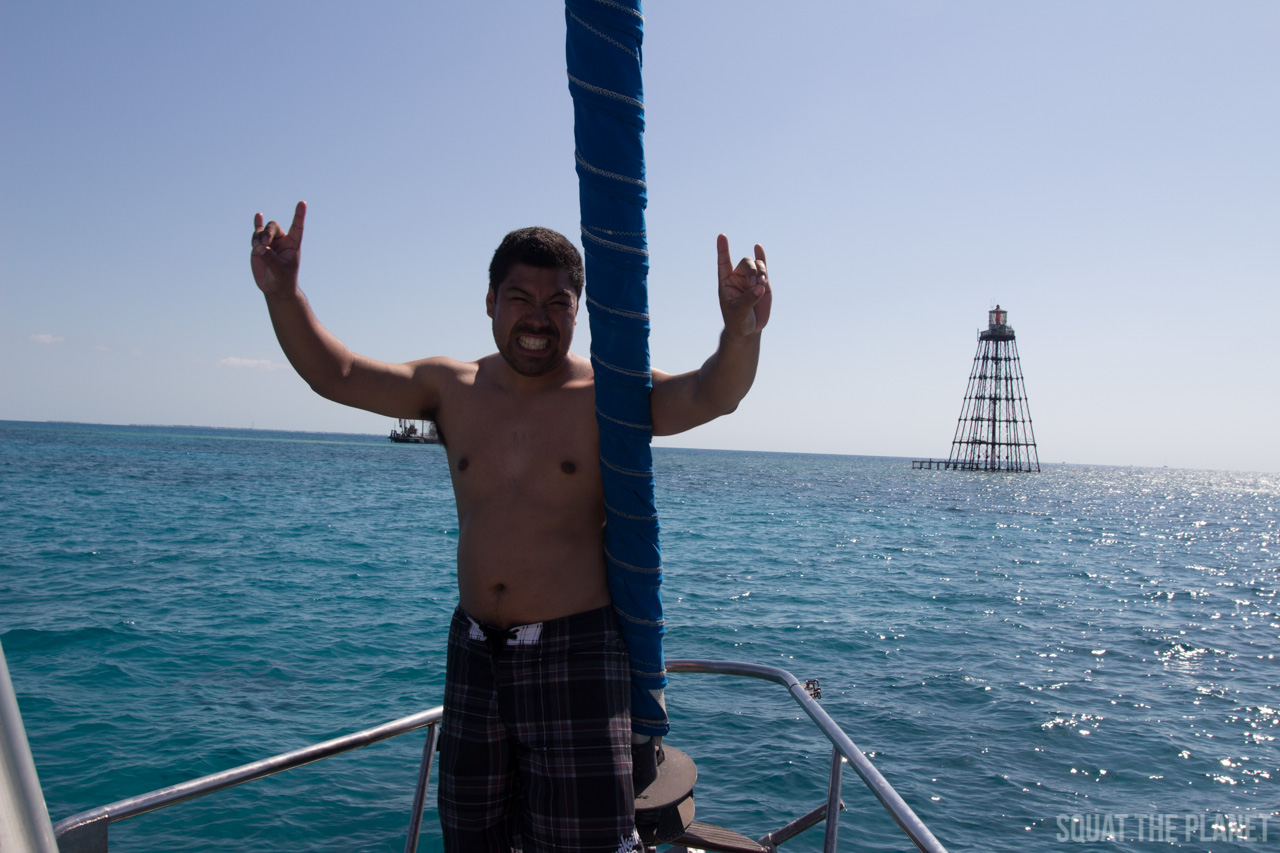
{"left": 52, "top": 707, "right": 443, "bottom": 853}
{"left": 2, "top": 638, "right": 60, "bottom": 853}
{"left": 51, "top": 661, "right": 948, "bottom": 853}
{"left": 668, "top": 660, "right": 948, "bottom": 853}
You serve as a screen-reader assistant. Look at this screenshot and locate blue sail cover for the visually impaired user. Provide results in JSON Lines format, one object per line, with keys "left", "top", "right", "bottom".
{"left": 565, "top": 0, "right": 667, "bottom": 737}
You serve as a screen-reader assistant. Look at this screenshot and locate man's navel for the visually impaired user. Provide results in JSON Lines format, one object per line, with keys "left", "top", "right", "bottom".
{"left": 561, "top": 460, "right": 576, "bottom": 474}
{"left": 458, "top": 457, "right": 469, "bottom": 472}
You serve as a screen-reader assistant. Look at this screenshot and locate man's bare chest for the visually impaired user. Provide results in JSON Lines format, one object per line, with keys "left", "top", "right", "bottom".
{"left": 438, "top": 385, "right": 602, "bottom": 498}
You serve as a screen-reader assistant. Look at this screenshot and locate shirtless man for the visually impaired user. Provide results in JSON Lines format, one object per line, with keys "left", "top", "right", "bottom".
{"left": 251, "top": 201, "right": 770, "bottom": 853}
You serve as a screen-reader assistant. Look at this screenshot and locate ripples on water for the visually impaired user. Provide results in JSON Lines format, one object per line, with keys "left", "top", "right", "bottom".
{"left": 2, "top": 422, "right": 1276, "bottom": 851}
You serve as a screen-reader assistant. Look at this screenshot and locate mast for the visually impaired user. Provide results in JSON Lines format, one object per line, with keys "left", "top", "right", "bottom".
{"left": 566, "top": 0, "right": 668, "bottom": 737}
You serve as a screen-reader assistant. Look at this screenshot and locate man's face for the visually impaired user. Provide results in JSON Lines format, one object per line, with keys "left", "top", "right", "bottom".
{"left": 487, "top": 263, "right": 579, "bottom": 377}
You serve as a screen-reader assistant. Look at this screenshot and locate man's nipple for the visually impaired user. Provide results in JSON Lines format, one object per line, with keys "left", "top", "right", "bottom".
{"left": 561, "top": 460, "right": 576, "bottom": 474}
{"left": 458, "top": 457, "right": 469, "bottom": 472}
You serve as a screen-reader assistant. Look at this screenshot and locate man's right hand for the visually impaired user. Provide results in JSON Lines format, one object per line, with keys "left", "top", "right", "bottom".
{"left": 251, "top": 201, "right": 307, "bottom": 297}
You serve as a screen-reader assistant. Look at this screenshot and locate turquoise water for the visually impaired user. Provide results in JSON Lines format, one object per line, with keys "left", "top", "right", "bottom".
{"left": 2, "top": 420, "right": 1276, "bottom": 851}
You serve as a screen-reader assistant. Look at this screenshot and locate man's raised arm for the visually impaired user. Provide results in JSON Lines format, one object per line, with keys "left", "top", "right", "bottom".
{"left": 650, "top": 234, "right": 772, "bottom": 436}
{"left": 251, "top": 201, "right": 440, "bottom": 419}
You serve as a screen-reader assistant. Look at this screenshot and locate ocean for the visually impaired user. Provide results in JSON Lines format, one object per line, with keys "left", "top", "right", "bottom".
{"left": 2, "top": 420, "right": 1276, "bottom": 851}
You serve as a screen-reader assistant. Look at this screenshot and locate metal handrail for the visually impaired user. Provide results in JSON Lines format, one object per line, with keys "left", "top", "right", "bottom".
{"left": 1, "top": 639, "right": 60, "bottom": 853}
{"left": 666, "top": 660, "right": 949, "bottom": 853}
{"left": 50, "top": 661, "right": 948, "bottom": 853}
{"left": 52, "top": 707, "right": 442, "bottom": 853}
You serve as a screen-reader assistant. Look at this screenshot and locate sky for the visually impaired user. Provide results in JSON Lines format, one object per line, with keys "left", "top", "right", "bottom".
{"left": 3, "top": 1, "right": 1277, "bottom": 472}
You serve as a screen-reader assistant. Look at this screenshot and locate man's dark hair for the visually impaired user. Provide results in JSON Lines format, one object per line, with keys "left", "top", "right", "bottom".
{"left": 488, "top": 227, "right": 584, "bottom": 296}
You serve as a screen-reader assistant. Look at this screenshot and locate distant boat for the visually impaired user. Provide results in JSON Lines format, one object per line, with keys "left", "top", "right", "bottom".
{"left": 389, "top": 419, "right": 440, "bottom": 445}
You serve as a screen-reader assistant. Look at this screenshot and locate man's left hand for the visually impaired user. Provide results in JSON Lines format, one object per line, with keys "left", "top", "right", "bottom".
{"left": 717, "top": 234, "right": 771, "bottom": 337}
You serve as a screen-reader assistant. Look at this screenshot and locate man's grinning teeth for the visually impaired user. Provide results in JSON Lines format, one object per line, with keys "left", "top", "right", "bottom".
{"left": 518, "top": 335, "right": 550, "bottom": 351}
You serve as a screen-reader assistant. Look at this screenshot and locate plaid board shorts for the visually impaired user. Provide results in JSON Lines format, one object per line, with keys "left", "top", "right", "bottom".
{"left": 438, "top": 605, "right": 642, "bottom": 853}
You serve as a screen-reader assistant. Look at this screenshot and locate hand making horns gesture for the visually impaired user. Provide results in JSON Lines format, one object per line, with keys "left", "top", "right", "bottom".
{"left": 717, "top": 234, "right": 772, "bottom": 338}
{"left": 251, "top": 201, "right": 307, "bottom": 297}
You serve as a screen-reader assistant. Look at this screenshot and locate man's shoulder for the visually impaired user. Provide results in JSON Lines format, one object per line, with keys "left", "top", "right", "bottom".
{"left": 412, "top": 355, "right": 483, "bottom": 383}
{"left": 551, "top": 353, "right": 596, "bottom": 392}
{"left": 566, "top": 352, "right": 595, "bottom": 383}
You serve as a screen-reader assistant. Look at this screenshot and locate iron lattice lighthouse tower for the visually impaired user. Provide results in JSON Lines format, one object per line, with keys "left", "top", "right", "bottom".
{"left": 946, "top": 305, "right": 1040, "bottom": 472}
